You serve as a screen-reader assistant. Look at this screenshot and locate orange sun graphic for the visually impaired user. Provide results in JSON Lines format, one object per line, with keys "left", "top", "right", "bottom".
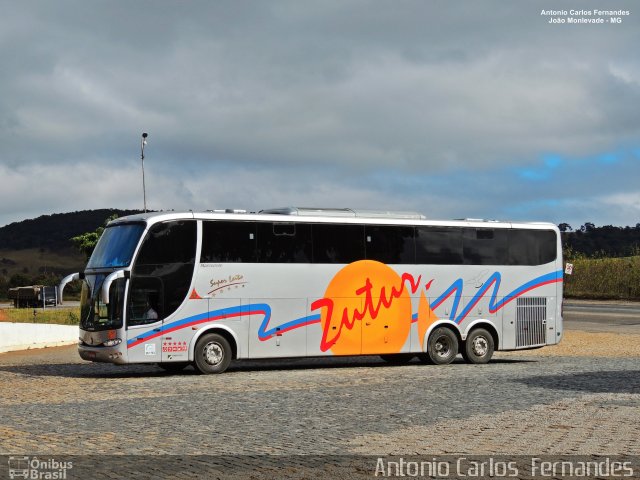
{"left": 315, "top": 260, "right": 414, "bottom": 355}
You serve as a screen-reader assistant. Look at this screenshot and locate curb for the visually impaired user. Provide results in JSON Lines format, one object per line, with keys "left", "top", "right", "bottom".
{"left": 0, "top": 322, "right": 78, "bottom": 353}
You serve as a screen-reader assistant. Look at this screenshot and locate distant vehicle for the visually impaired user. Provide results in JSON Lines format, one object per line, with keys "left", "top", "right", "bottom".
{"left": 59, "top": 208, "right": 564, "bottom": 374}
{"left": 7, "top": 285, "right": 57, "bottom": 308}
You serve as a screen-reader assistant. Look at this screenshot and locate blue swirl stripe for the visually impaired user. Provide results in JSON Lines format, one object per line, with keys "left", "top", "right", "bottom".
{"left": 429, "top": 270, "right": 563, "bottom": 323}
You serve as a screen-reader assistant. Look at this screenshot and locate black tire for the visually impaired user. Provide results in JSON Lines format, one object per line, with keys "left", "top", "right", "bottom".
{"left": 426, "top": 327, "right": 458, "bottom": 365}
{"left": 193, "top": 333, "right": 232, "bottom": 374}
{"left": 460, "top": 347, "right": 470, "bottom": 363}
{"left": 157, "top": 362, "right": 190, "bottom": 373}
{"left": 379, "top": 353, "right": 415, "bottom": 364}
{"left": 464, "top": 328, "right": 494, "bottom": 364}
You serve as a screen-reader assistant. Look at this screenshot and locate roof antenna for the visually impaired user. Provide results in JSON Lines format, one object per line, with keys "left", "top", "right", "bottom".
{"left": 141, "top": 132, "right": 148, "bottom": 212}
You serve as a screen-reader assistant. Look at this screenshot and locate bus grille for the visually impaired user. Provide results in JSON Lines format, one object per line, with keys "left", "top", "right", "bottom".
{"left": 516, "top": 297, "right": 547, "bottom": 347}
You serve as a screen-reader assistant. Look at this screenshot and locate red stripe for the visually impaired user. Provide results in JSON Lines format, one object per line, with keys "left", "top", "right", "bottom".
{"left": 127, "top": 309, "right": 266, "bottom": 349}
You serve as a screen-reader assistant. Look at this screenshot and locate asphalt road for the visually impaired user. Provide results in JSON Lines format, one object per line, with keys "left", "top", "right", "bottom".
{"left": 563, "top": 300, "right": 640, "bottom": 333}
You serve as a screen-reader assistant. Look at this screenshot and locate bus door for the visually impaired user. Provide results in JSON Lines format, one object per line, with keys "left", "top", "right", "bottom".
{"left": 125, "top": 219, "right": 198, "bottom": 363}
{"left": 125, "top": 277, "right": 164, "bottom": 363}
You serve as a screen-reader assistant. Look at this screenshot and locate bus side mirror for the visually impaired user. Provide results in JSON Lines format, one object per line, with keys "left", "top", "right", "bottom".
{"left": 58, "top": 272, "right": 82, "bottom": 304}
{"left": 101, "top": 270, "right": 128, "bottom": 304}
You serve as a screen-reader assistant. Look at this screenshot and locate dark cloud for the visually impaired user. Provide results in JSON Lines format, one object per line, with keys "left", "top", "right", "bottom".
{"left": 0, "top": 0, "right": 639, "bottom": 227}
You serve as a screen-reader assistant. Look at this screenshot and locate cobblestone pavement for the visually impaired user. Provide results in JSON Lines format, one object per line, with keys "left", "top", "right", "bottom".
{"left": 0, "top": 331, "right": 638, "bottom": 478}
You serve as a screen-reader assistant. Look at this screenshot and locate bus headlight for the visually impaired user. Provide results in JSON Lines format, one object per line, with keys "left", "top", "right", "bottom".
{"left": 102, "top": 338, "right": 122, "bottom": 347}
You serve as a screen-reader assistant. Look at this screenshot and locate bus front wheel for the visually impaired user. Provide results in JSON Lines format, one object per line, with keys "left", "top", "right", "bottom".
{"left": 425, "top": 327, "right": 458, "bottom": 365}
{"left": 463, "top": 328, "right": 494, "bottom": 364}
{"left": 194, "top": 333, "right": 232, "bottom": 374}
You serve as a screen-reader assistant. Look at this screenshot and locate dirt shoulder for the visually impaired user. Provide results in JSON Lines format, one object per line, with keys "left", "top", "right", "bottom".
{"left": 497, "top": 329, "right": 640, "bottom": 358}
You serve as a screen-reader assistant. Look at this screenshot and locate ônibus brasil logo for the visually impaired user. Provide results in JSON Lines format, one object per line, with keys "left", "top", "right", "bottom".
{"left": 8, "top": 457, "right": 72, "bottom": 479}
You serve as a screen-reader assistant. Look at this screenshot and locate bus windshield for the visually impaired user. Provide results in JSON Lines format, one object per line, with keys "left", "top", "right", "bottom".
{"left": 80, "top": 274, "right": 125, "bottom": 331}
{"left": 87, "top": 223, "right": 145, "bottom": 269}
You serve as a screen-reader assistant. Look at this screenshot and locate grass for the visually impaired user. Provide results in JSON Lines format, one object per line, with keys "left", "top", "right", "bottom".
{"left": 564, "top": 254, "right": 640, "bottom": 300}
{"left": 0, "top": 306, "right": 80, "bottom": 325}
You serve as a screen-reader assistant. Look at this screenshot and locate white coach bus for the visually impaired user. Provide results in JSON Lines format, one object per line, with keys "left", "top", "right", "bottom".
{"left": 59, "top": 208, "right": 563, "bottom": 374}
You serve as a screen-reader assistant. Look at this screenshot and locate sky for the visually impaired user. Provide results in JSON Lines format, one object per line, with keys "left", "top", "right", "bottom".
{"left": 1, "top": 1, "right": 639, "bottom": 230}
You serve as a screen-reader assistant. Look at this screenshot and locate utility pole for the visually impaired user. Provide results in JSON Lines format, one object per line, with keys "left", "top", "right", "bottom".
{"left": 141, "top": 132, "right": 148, "bottom": 212}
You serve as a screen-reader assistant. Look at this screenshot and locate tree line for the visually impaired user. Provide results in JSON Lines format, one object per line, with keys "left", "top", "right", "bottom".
{"left": 561, "top": 222, "right": 640, "bottom": 258}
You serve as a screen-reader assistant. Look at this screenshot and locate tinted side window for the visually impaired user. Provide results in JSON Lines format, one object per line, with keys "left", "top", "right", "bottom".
{"left": 365, "top": 225, "right": 415, "bottom": 264}
{"left": 313, "top": 224, "right": 365, "bottom": 263}
{"left": 135, "top": 221, "right": 196, "bottom": 265}
{"left": 538, "top": 230, "right": 558, "bottom": 264}
{"left": 257, "top": 222, "right": 312, "bottom": 263}
{"left": 415, "top": 227, "right": 463, "bottom": 264}
{"left": 509, "top": 229, "right": 557, "bottom": 265}
{"left": 129, "top": 221, "right": 196, "bottom": 324}
{"left": 202, "top": 221, "right": 257, "bottom": 262}
{"left": 463, "top": 229, "right": 509, "bottom": 265}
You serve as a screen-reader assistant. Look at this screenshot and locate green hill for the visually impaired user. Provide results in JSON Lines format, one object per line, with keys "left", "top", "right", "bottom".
{"left": 0, "top": 209, "right": 141, "bottom": 251}
{"left": 0, "top": 209, "right": 141, "bottom": 298}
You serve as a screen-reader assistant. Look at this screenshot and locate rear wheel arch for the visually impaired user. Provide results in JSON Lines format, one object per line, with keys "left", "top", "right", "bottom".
{"left": 422, "top": 321, "right": 463, "bottom": 353}
{"left": 464, "top": 321, "right": 499, "bottom": 350}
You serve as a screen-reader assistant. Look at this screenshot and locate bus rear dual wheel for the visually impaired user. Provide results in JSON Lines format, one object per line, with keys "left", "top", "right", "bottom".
{"left": 418, "top": 327, "right": 494, "bottom": 365}
{"left": 461, "top": 328, "right": 495, "bottom": 364}
{"left": 419, "top": 327, "right": 459, "bottom": 365}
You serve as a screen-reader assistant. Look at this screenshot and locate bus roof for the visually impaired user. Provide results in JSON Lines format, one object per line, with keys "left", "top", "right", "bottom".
{"left": 259, "top": 207, "right": 426, "bottom": 219}
{"left": 108, "top": 208, "right": 558, "bottom": 230}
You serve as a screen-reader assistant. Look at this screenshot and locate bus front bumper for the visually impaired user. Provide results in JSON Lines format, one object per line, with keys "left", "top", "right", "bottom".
{"left": 78, "top": 344, "right": 127, "bottom": 364}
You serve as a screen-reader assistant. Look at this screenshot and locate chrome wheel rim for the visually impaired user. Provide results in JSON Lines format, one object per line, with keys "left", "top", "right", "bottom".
{"left": 434, "top": 335, "right": 452, "bottom": 358}
{"left": 472, "top": 336, "right": 488, "bottom": 357}
{"left": 202, "top": 341, "right": 224, "bottom": 366}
